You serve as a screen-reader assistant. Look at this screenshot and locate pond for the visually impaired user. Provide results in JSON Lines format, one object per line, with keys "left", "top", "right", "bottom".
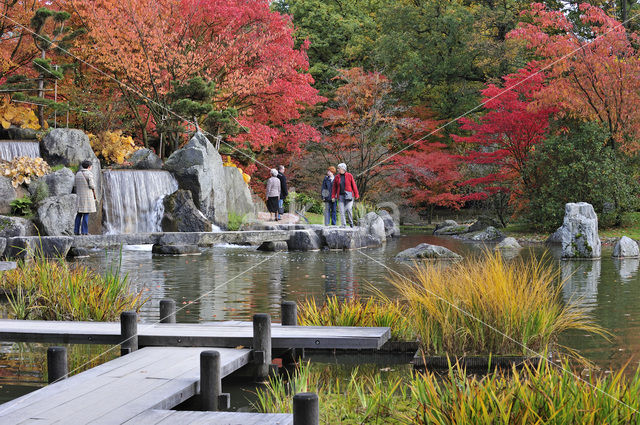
{"left": 0, "top": 231, "right": 638, "bottom": 406}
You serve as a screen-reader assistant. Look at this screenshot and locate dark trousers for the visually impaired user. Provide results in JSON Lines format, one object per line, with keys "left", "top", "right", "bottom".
{"left": 74, "top": 213, "right": 89, "bottom": 235}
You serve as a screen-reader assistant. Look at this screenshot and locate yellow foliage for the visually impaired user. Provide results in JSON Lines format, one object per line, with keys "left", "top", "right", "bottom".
{"left": 223, "top": 155, "right": 251, "bottom": 184}
{"left": 0, "top": 156, "right": 51, "bottom": 188}
{"left": 0, "top": 100, "right": 41, "bottom": 131}
{"left": 89, "top": 130, "right": 140, "bottom": 164}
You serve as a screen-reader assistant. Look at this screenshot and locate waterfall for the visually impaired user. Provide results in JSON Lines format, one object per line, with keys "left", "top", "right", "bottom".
{"left": 0, "top": 141, "right": 40, "bottom": 161}
{"left": 102, "top": 170, "right": 178, "bottom": 234}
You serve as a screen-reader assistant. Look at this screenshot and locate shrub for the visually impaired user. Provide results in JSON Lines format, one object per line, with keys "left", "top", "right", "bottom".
{"left": 0, "top": 156, "right": 51, "bottom": 187}
{"left": 89, "top": 130, "right": 140, "bottom": 165}
{"left": 9, "top": 196, "right": 33, "bottom": 216}
{"left": 522, "top": 121, "right": 639, "bottom": 231}
{"left": 0, "top": 100, "right": 41, "bottom": 130}
{"left": 284, "top": 191, "right": 323, "bottom": 214}
{"left": 389, "top": 250, "right": 606, "bottom": 356}
{"left": 227, "top": 212, "right": 245, "bottom": 231}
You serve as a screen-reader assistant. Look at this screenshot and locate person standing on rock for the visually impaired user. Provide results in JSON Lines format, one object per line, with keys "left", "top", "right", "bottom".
{"left": 331, "top": 163, "right": 359, "bottom": 227}
{"left": 322, "top": 166, "right": 337, "bottom": 226}
{"left": 73, "top": 160, "right": 97, "bottom": 235}
{"left": 277, "top": 165, "right": 288, "bottom": 220}
{"left": 266, "top": 168, "right": 282, "bottom": 221}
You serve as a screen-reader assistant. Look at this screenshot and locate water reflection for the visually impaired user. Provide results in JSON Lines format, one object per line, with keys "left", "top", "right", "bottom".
{"left": 615, "top": 258, "right": 640, "bottom": 283}
{"left": 561, "top": 260, "right": 601, "bottom": 312}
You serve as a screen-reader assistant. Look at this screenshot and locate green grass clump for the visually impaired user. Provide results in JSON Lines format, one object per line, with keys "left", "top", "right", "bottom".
{"left": 297, "top": 295, "right": 415, "bottom": 341}
{"left": 227, "top": 212, "right": 246, "bottom": 231}
{"left": 0, "top": 255, "right": 147, "bottom": 321}
{"left": 389, "top": 251, "right": 606, "bottom": 356}
{"left": 412, "top": 363, "right": 640, "bottom": 424}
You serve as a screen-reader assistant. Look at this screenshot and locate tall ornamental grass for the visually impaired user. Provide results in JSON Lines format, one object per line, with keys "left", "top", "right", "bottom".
{"left": 389, "top": 251, "right": 606, "bottom": 356}
{"left": 412, "top": 363, "right": 640, "bottom": 425}
{"left": 0, "top": 255, "right": 146, "bottom": 321}
{"left": 297, "top": 295, "right": 414, "bottom": 341}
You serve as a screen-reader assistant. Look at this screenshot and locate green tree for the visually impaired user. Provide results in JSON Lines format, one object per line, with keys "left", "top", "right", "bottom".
{"left": 522, "top": 121, "right": 640, "bottom": 231}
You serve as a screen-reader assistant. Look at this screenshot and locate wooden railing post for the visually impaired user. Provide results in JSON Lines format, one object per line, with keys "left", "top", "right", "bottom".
{"left": 253, "top": 313, "right": 272, "bottom": 380}
{"left": 120, "top": 311, "right": 138, "bottom": 356}
{"left": 293, "top": 392, "right": 319, "bottom": 425}
{"left": 47, "top": 346, "right": 68, "bottom": 384}
{"left": 159, "top": 299, "right": 176, "bottom": 323}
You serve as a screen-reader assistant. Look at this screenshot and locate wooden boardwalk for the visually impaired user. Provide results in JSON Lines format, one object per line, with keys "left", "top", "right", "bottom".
{"left": 0, "top": 320, "right": 390, "bottom": 349}
{"left": 0, "top": 347, "right": 280, "bottom": 424}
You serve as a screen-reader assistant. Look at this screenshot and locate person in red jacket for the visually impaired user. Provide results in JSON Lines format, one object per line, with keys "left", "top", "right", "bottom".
{"left": 331, "top": 163, "right": 359, "bottom": 227}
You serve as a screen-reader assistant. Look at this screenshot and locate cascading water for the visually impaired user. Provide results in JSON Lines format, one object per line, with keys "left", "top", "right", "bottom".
{"left": 102, "top": 170, "right": 178, "bottom": 234}
{"left": 0, "top": 141, "right": 40, "bottom": 161}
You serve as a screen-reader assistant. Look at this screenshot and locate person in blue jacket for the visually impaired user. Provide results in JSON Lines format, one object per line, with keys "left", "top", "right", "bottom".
{"left": 321, "top": 166, "right": 337, "bottom": 225}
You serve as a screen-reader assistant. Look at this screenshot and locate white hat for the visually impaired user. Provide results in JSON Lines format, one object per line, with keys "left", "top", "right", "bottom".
{"left": 337, "top": 163, "right": 347, "bottom": 171}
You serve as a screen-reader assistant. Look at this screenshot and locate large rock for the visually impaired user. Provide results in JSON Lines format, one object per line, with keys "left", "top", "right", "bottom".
{"left": 129, "top": 148, "right": 163, "bottom": 170}
{"left": 321, "top": 227, "right": 382, "bottom": 250}
{"left": 40, "top": 129, "right": 101, "bottom": 201}
{"left": 4, "top": 236, "right": 73, "bottom": 259}
{"left": 0, "top": 125, "right": 37, "bottom": 140}
{"left": 224, "top": 167, "right": 255, "bottom": 219}
{"left": 434, "top": 219, "right": 459, "bottom": 232}
{"left": 0, "top": 215, "right": 37, "bottom": 238}
{"left": 36, "top": 167, "right": 75, "bottom": 196}
{"left": 468, "top": 226, "right": 505, "bottom": 242}
{"left": 546, "top": 227, "right": 566, "bottom": 245}
{"left": 161, "top": 190, "right": 213, "bottom": 232}
{"left": 35, "top": 194, "right": 77, "bottom": 236}
{"left": 0, "top": 176, "right": 16, "bottom": 214}
{"left": 468, "top": 215, "right": 502, "bottom": 232}
{"left": 433, "top": 223, "right": 470, "bottom": 235}
{"left": 395, "top": 243, "right": 462, "bottom": 260}
{"left": 358, "top": 212, "right": 386, "bottom": 244}
{"left": 559, "top": 202, "right": 601, "bottom": 259}
{"left": 152, "top": 244, "right": 200, "bottom": 256}
{"left": 287, "top": 229, "right": 323, "bottom": 251}
{"left": 613, "top": 236, "right": 640, "bottom": 258}
{"left": 495, "top": 237, "right": 522, "bottom": 250}
{"left": 257, "top": 241, "right": 289, "bottom": 252}
{"left": 378, "top": 210, "right": 400, "bottom": 237}
{"left": 164, "top": 132, "right": 228, "bottom": 227}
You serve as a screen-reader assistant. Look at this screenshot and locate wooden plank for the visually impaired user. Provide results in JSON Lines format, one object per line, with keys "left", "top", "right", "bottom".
{"left": 140, "top": 410, "right": 294, "bottom": 425}
{"left": 0, "top": 320, "right": 390, "bottom": 349}
{"left": 0, "top": 347, "right": 250, "bottom": 425}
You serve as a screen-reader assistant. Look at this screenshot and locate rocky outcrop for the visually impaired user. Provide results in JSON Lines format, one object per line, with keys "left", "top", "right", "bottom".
{"left": 395, "top": 243, "right": 462, "bottom": 260}
{"left": 224, "top": 167, "right": 255, "bottom": 219}
{"left": 0, "top": 176, "right": 16, "bottom": 215}
{"left": 613, "top": 236, "right": 639, "bottom": 258}
{"left": 378, "top": 210, "right": 400, "bottom": 237}
{"left": 468, "top": 216, "right": 502, "bottom": 232}
{"left": 433, "top": 222, "right": 470, "bottom": 235}
{"left": 559, "top": 202, "right": 601, "bottom": 259}
{"left": 35, "top": 194, "right": 77, "bottom": 236}
{"left": 129, "top": 148, "right": 163, "bottom": 170}
{"left": 40, "top": 129, "right": 101, "bottom": 200}
{"left": 495, "top": 237, "right": 522, "bottom": 250}
{"left": 287, "top": 229, "right": 323, "bottom": 251}
{"left": 358, "top": 212, "right": 386, "bottom": 244}
{"left": 164, "top": 132, "right": 228, "bottom": 227}
{"left": 0, "top": 215, "right": 37, "bottom": 238}
{"left": 152, "top": 244, "right": 200, "bottom": 256}
{"left": 37, "top": 167, "right": 75, "bottom": 196}
{"left": 161, "top": 190, "right": 213, "bottom": 233}
{"left": 468, "top": 226, "right": 505, "bottom": 242}
{"left": 257, "top": 241, "right": 289, "bottom": 252}
{"left": 4, "top": 236, "right": 73, "bottom": 259}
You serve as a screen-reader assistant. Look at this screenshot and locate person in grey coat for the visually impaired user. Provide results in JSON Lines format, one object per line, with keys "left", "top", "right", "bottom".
{"left": 73, "top": 160, "right": 97, "bottom": 235}
{"left": 266, "top": 168, "right": 282, "bottom": 221}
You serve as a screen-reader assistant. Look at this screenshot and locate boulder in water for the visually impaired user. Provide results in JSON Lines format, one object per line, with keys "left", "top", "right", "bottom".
{"left": 395, "top": 243, "right": 462, "bottom": 260}
{"left": 164, "top": 132, "right": 228, "bottom": 227}
{"left": 35, "top": 194, "right": 77, "bottom": 236}
{"left": 495, "top": 237, "right": 522, "bottom": 250}
{"left": 468, "top": 215, "right": 502, "bottom": 232}
{"left": 224, "top": 167, "right": 255, "bottom": 219}
{"left": 613, "top": 236, "right": 639, "bottom": 258}
{"left": 287, "top": 229, "right": 323, "bottom": 251}
{"left": 67, "top": 246, "right": 90, "bottom": 258}
{"left": 378, "top": 210, "right": 400, "bottom": 237}
{"left": 468, "top": 226, "right": 505, "bottom": 242}
{"left": 152, "top": 244, "right": 200, "bottom": 256}
{"left": 559, "top": 202, "right": 601, "bottom": 258}
{"left": 40, "top": 129, "right": 101, "bottom": 201}
{"left": 5, "top": 236, "right": 73, "bottom": 259}
{"left": 162, "top": 189, "right": 213, "bottom": 232}
{"left": 257, "top": 241, "right": 288, "bottom": 252}
{"left": 129, "top": 148, "right": 163, "bottom": 170}
{"left": 0, "top": 215, "right": 37, "bottom": 238}
{"left": 358, "top": 212, "right": 386, "bottom": 244}
{"left": 433, "top": 222, "right": 470, "bottom": 235}
{"left": 0, "top": 176, "right": 16, "bottom": 215}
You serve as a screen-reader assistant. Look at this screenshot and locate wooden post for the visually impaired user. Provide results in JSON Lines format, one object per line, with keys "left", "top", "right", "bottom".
{"left": 293, "top": 392, "right": 319, "bottom": 425}
{"left": 200, "top": 350, "right": 221, "bottom": 411}
{"left": 253, "top": 313, "right": 271, "bottom": 380}
{"left": 281, "top": 301, "right": 297, "bottom": 326}
{"left": 47, "top": 346, "right": 68, "bottom": 384}
{"left": 120, "top": 311, "right": 138, "bottom": 356}
{"left": 159, "top": 299, "right": 176, "bottom": 323}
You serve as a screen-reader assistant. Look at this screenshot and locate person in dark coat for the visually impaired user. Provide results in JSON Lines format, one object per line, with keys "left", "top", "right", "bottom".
{"left": 277, "top": 165, "right": 288, "bottom": 219}
{"left": 331, "top": 163, "right": 359, "bottom": 227}
{"left": 321, "top": 166, "right": 337, "bottom": 225}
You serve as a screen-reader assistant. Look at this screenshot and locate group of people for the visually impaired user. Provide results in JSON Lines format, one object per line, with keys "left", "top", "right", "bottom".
{"left": 265, "top": 162, "right": 360, "bottom": 227}
{"left": 265, "top": 165, "right": 289, "bottom": 221}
